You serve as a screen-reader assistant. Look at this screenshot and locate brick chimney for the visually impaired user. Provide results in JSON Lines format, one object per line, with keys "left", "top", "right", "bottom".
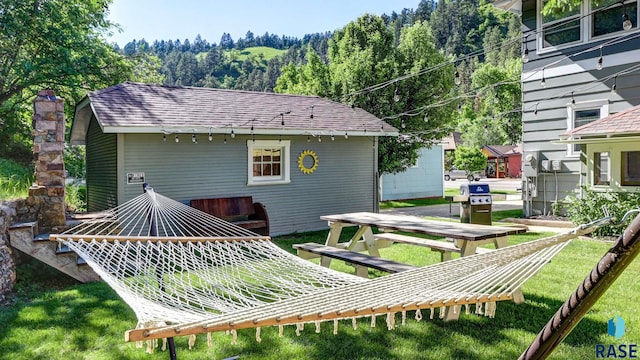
{"left": 28, "top": 90, "right": 66, "bottom": 233}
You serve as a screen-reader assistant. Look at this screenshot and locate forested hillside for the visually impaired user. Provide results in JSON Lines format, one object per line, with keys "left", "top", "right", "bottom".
{"left": 0, "top": 0, "right": 521, "bottom": 175}
{"left": 119, "top": 0, "right": 521, "bottom": 165}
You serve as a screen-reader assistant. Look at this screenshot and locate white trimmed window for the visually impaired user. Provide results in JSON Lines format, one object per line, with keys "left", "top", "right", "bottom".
{"left": 538, "top": 0, "right": 639, "bottom": 51}
{"left": 247, "top": 140, "right": 290, "bottom": 185}
{"left": 566, "top": 99, "right": 609, "bottom": 156}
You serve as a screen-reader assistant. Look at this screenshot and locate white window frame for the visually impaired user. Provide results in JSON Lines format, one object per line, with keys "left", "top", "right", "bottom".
{"left": 537, "top": 0, "right": 639, "bottom": 54}
{"left": 247, "top": 140, "right": 290, "bottom": 186}
{"left": 593, "top": 151, "right": 610, "bottom": 186}
{"left": 566, "top": 99, "right": 609, "bottom": 157}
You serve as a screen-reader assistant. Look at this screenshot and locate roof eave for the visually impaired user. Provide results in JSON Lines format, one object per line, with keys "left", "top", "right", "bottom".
{"left": 100, "top": 126, "right": 399, "bottom": 137}
{"left": 70, "top": 96, "right": 93, "bottom": 145}
{"left": 493, "top": 0, "right": 521, "bottom": 14}
{"left": 554, "top": 134, "right": 640, "bottom": 144}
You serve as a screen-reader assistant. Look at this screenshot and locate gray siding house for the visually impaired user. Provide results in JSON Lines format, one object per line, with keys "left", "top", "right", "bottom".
{"left": 496, "top": 0, "right": 640, "bottom": 216}
{"left": 71, "top": 82, "right": 398, "bottom": 236}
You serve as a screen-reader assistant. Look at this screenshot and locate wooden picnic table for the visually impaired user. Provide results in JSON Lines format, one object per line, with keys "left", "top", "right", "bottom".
{"left": 319, "top": 212, "right": 526, "bottom": 262}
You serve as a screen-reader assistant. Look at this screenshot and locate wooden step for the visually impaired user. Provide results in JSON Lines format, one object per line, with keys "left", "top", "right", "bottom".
{"left": 8, "top": 221, "right": 100, "bottom": 282}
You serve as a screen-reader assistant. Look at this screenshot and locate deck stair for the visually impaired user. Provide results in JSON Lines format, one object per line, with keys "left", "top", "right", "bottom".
{"left": 8, "top": 220, "right": 100, "bottom": 283}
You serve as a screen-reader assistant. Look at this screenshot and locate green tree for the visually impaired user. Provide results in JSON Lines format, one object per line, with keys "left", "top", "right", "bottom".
{"left": 453, "top": 145, "right": 487, "bottom": 175}
{"left": 275, "top": 47, "right": 329, "bottom": 96}
{"left": 129, "top": 54, "right": 165, "bottom": 84}
{"left": 457, "top": 58, "right": 521, "bottom": 147}
{"left": 0, "top": 0, "right": 130, "bottom": 158}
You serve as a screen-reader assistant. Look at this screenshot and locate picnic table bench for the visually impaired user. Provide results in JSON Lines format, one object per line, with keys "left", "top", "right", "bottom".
{"left": 372, "top": 233, "right": 493, "bottom": 262}
{"left": 293, "top": 242, "right": 417, "bottom": 278}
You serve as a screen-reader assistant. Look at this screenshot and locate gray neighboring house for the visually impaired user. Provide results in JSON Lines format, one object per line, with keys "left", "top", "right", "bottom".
{"left": 70, "top": 82, "right": 398, "bottom": 236}
{"left": 495, "top": 0, "right": 640, "bottom": 216}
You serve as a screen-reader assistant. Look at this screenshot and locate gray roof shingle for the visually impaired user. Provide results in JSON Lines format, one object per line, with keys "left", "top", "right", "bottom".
{"left": 71, "top": 82, "right": 398, "bottom": 143}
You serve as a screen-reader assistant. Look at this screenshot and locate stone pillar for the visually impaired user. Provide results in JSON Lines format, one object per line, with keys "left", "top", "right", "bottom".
{"left": 28, "top": 90, "right": 66, "bottom": 233}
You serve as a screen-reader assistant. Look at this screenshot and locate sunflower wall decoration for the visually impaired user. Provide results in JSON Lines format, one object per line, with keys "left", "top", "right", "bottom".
{"left": 297, "top": 150, "right": 318, "bottom": 174}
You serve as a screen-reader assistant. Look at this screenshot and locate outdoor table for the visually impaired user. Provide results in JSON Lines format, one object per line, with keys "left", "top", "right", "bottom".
{"left": 319, "top": 212, "right": 526, "bottom": 262}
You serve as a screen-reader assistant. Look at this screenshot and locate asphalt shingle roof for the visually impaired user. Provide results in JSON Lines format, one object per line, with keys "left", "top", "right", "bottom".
{"left": 75, "top": 82, "right": 397, "bottom": 136}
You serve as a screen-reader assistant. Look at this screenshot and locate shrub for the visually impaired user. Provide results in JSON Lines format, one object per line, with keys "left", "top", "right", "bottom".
{"left": 0, "top": 158, "right": 33, "bottom": 200}
{"left": 65, "top": 184, "right": 86, "bottom": 213}
{"left": 565, "top": 186, "right": 640, "bottom": 237}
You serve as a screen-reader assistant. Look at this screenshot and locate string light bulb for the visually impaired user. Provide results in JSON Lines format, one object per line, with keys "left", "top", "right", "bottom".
{"left": 307, "top": 135, "right": 311, "bottom": 142}
{"left": 318, "top": 136, "right": 322, "bottom": 143}
{"left": 175, "top": 135, "right": 179, "bottom": 143}
{"left": 223, "top": 134, "right": 227, "bottom": 144}
{"left": 571, "top": 91, "right": 576, "bottom": 109}
{"left": 192, "top": 133, "right": 197, "bottom": 143}
{"left": 611, "top": 76, "right": 618, "bottom": 96}
{"left": 623, "top": 11, "right": 633, "bottom": 31}
{"left": 393, "top": 87, "right": 401, "bottom": 102}
{"left": 454, "top": 70, "right": 461, "bottom": 85}
{"left": 522, "top": 34, "right": 529, "bottom": 63}
{"left": 534, "top": 103, "right": 539, "bottom": 117}
{"left": 596, "top": 46, "right": 603, "bottom": 70}
{"left": 540, "top": 68, "right": 546, "bottom": 88}
{"left": 344, "top": 132, "right": 349, "bottom": 139}
{"left": 162, "top": 134, "right": 166, "bottom": 142}
{"left": 310, "top": 105, "right": 314, "bottom": 119}
{"left": 208, "top": 133, "right": 213, "bottom": 142}
{"left": 230, "top": 129, "right": 235, "bottom": 138}
{"left": 331, "top": 134, "right": 335, "bottom": 141}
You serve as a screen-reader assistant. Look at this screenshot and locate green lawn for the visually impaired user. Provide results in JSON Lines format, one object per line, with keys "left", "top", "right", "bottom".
{"left": 1, "top": 224, "right": 637, "bottom": 359}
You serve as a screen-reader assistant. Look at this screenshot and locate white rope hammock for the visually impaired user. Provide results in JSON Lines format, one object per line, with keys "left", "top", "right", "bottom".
{"left": 50, "top": 187, "right": 598, "bottom": 350}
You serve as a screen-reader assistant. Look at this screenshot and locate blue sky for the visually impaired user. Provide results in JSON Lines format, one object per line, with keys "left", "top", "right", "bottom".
{"left": 107, "top": 0, "right": 420, "bottom": 47}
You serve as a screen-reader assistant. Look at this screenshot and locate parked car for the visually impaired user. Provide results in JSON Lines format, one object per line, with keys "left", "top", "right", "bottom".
{"left": 444, "top": 168, "right": 483, "bottom": 181}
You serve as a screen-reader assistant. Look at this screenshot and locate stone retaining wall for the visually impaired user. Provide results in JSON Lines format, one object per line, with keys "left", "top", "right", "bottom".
{"left": 0, "top": 202, "right": 18, "bottom": 302}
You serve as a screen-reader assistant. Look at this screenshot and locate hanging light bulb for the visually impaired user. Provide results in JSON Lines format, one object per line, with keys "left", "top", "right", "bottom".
{"left": 318, "top": 136, "right": 322, "bottom": 143}
{"left": 280, "top": 114, "right": 285, "bottom": 126}
{"left": 596, "top": 46, "right": 603, "bottom": 70}
{"left": 230, "top": 129, "right": 235, "bottom": 138}
{"left": 540, "top": 68, "right": 546, "bottom": 88}
{"left": 623, "top": 11, "right": 633, "bottom": 31}
{"left": 571, "top": 91, "right": 576, "bottom": 109}
{"left": 401, "top": 121, "right": 406, "bottom": 129}
{"left": 534, "top": 103, "right": 539, "bottom": 117}
{"left": 454, "top": 70, "right": 461, "bottom": 85}
{"left": 192, "top": 133, "right": 197, "bottom": 143}
{"left": 611, "top": 76, "right": 618, "bottom": 96}
{"left": 175, "top": 135, "right": 179, "bottom": 143}
{"left": 522, "top": 34, "right": 530, "bottom": 63}
{"left": 208, "top": 133, "right": 213, "bottom": 142}
{"left": 307, "top": 135, "right": 311, "bottom": 142}
{"left": 162, "top": 134, "right": 167, "bottom": 142}
{"left": 310, "top": 105, "right": 314, "bottom": 119}
{"left": 344, "top": 132, "right": 349, "bottom": 139}
{"left": 223, "top": 134, "right": 227, "bottom": 144}
{"left": 522, "top": 47, "right": 529, "bottom": 63}
{"left": 331, "top": 134, "right": 335, "bottom": 141}
{"left": 393, "top": 87, "right": 401, "bottom": 102}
